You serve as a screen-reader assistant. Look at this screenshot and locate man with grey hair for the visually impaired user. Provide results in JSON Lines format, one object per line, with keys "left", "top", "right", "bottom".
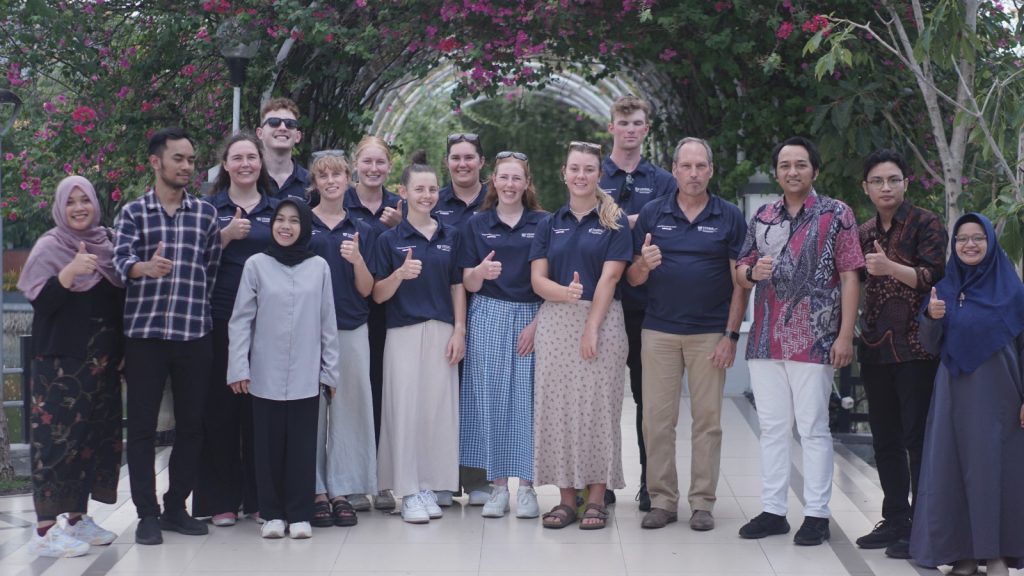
{"left": 626, "top": 137, "right": 748, "bottom": 530}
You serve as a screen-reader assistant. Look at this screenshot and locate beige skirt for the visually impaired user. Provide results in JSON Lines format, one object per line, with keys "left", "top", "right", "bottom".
{"left": 377, "top": 320, "right": 459, "bottom": 497}
{"left": 533, "top": 299, "right": 628, "bottom": 489}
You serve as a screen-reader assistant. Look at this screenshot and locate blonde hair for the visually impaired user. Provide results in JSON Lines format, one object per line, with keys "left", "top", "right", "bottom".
{"left": 354, "top": 135, "right": 392, "bottom": 162}
{"left": 595, "top": 188, "right": 624, "bottom": 231}
{"left": 307, "top": 154, "right": 351, "bottom": 196}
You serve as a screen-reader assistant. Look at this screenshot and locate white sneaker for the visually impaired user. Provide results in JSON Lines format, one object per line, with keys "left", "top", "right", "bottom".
{"left": 28, "top": 526, "right": 90, "bottom": 558}
{"left": 64, "top": 515, "right": 117, "bottom": 545}
{"left": 468, "top": 489, "right": 490, "bottom": 506}
{"left": 482, "top": 485, "right": 510, "bottom": 518}
{"left": 260, "top": 519, "right": 286, "bottom": 538}
{"left": 401, "top": 493, "right": 430, "bottom": 524}
{"left": 516, "top": 486, "right": 540, "bottom": 519}
{"left": 211, "top": 512, "right": 237, "bottom": 527}
{"left": 419, "top": 490, "right": 443, "bottom": 519}
{"left": 433, "top": 490, "right": 454, "bottom": 507}
{"left": 288, "top": 521, "right": 312, "bottom": 539}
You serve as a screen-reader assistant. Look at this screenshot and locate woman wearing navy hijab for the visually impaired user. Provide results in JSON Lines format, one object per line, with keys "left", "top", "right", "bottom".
{"left": 910, "top": 213, "right": 1024, "bottom": 576}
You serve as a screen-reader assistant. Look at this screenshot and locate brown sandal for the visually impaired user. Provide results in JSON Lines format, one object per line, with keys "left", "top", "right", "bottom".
{"left": 542, "top": 504, "right": 577, "bottom": 529}
{"left": 579, "top": 503, "right": 609, "bottom": 530}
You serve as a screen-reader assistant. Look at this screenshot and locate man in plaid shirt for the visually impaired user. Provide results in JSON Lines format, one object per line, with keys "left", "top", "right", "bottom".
{"left": 114, "top": 127, "right": 222, "bottom": 546}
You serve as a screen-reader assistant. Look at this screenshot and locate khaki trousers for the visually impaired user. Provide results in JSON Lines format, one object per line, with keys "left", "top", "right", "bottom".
{"left": 641, "top": 330, "right": 725, "bottom": 512}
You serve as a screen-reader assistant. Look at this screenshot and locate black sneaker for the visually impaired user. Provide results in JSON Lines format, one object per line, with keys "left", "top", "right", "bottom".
{"left": 636, "top": 484, "right": 651, "bottom": 512}
{"left": 793, "top": 516, "right": 830, "bottom": 546}
{"left": 160, "top": 509, "right": 209, "bottom": 536}
{"left": 884, "top": 538, "right": 911, "bottom": 559}
{"left": 738, "top": 512, "right": 790, "bottom": 539}
{"left": 135, "top": 516, "right": 163, "bottom": 545}
{"left": 604, "top": 490, "right": 617, "bottom": 505}
{"left": 855, "top": 518, "right": 910, "bottom": 549}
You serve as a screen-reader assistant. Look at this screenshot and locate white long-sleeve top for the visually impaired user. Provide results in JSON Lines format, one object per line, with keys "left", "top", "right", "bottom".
{"left": 227, "top": 253, "right": 339, "bottom": 400}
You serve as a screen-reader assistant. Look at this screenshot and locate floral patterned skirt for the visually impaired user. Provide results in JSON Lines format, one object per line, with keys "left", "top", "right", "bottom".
{"left": 30, "top": 319, "right": 123, "bottom": 519}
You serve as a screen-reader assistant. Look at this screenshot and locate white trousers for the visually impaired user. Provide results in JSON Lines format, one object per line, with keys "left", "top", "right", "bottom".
{"left": 748, "top": 359, "right": 834, "bottom": 518}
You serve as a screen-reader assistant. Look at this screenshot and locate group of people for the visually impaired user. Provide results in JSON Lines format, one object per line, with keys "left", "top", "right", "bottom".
{"left": 18, "top": 94, "right": 1022, "bottom": 574}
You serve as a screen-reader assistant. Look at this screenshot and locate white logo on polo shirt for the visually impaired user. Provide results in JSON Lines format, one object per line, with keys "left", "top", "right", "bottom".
{"left": 342, "top": 232, "right": 356, "bottom": 239}
{"left": 657, "top": 224, "right": 676, "bottom": 231}
{"left": 520, "top": 232, "right": 535, "bottom": 239}
{"left": 256, "top": 217, "right": 270, "bottom": 223}
{"left": 601, "top": 188, "right": 616, "bottom": 195}
{"left": 218, "top": 216, "right": 234, "bottom": 222}
{"left": 481, "top": 233, "right": 501, "bottom": 239}
{"left": 311, "top": 230, "right": 322, "bottom": 235}
{"left": 697, "top": 225, "right": 719, "bottom": 234}
{"left": 587, "top": 227, "right": 606, "bottom": 235}
{"left": 436, "top": 244, "right": 452, "bottom": 252}
{"left": 435, "top": 209, "right": 454, "bottom": 216}
{"left": 552, "top": 228, "right": 570, "bottom": 234}
{"left": 636, "top": 187, "right": 653, "bottom": 195}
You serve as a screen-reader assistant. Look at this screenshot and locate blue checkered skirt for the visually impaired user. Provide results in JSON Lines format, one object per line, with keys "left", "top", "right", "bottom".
{"left": 460, "top": 295, "right": 540, "bottom": 481}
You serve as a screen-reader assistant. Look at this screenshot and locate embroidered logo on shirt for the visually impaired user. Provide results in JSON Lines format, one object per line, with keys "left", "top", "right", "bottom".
{"left": 342, "top": 232, "right": 356, "bottom": 239}
{"left": 552, "top": 227, "right": 570, "bottom": 234}
{"left": 256, "top": 217, "right": 270, "bottom": 223}
{"left": 436, "top": 244, "right": 452, "bottom": 252}
{"left": 588, "top": 227, "right": 606, "bottom": 235}
{"left": 697, "top": 225, "right": 719, "bottom": 234}
{"left": 636, "top": 187, "right": 653, "bottom": 195}
{"left": 218, "top": 216, "right": 234, "bottom": 222}
{"left": 481, "top": 233, "right": 501, "bottom": 239}
{"left": 657, "top": 225, "right": 676, "bottom": 231}
{"left": 520, "top": 232, "right": 535, "bottom": 239}
{"left": 435, "top": 210, "right": 454, "bottom": 216}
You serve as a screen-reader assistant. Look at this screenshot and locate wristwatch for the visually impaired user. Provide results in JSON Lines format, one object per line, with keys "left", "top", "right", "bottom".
{"left": 724, "top": 330, "right": 740, "bottom": 342}
{"left": 745, "top": 265, "right": 755, "bottom": 283}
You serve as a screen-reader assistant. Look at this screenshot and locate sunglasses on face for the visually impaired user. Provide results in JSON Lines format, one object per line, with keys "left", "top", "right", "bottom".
{"left": 262, "top": 117, "right": 299, "bottom": 130}
{"left": 447, "top": 132, "right": 480, "bottom": 145}
{"left": 495, "top": 151, "right": 528, "bottom": 161}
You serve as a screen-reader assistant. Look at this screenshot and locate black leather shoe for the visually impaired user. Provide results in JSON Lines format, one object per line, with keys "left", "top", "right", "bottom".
{"left": 160, "top": 509, "right": 209, "bottom": 536}
{"left": 135, "top": 516, "right": 163, "bottom": 545}
{"left": 738, "top": 512, "right": 790, "bottom": 539}
{"left": 793, "top": 516, "right": 830, "bottom": 546}
{"left": 884, "top": 538, "right": 911, "bottom": 559}
{"left": 637, "top": 484, "right": 651, "bottom": 512}
{"left": 856, "top": 518, "right": 910, "bottom": 549}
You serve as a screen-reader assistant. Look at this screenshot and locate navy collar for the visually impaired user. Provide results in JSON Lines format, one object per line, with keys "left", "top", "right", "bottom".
{"left": 601, "top": 155, "right": 655, "bottom": 178}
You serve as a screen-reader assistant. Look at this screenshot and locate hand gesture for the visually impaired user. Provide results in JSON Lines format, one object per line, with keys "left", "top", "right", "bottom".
{"left": 565, "top": 271, "right": 583, "bottom": 302}
{"left": 864, "top": 240, "right": 891, "bottom": 276}
{"left": 229, "top": 379, "right": 250, "bottom": 395}
{"left": 396, "top": 247, "right": 422, "bottom": 280}
{"left": 380, "top": 199, "right": 403, "bottom": 228}
{"left": 751, "top": 255, "right": 773, "bottom": 281}
{"left": 340, "top": 232, "right": 362, "bottom": 264}
{"left": 640, "top": 233, "right": 661, "bottom": 271}
{"left": 222, "top": 207, "right": 251, "bottom": 241}
{"left": 65, "top": 242, "right": 98, "bottom": 278}
{"left": 927, "top": 287, "right": 945, "bottom": 319}
{"left": 144, "top": 241, "right": 173, "bottom": 278}
{"left": 476, "top": 250, "right": 502, "bottom": 281}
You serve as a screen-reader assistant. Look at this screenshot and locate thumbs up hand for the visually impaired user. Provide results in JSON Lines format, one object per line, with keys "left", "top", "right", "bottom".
{"left": 380, "top": 199, "right": 403, "bottom": 228}
{"left": 65, "top": 241, "right": 99, "bottom": 277}
{"left": 222, "top": 206, "right": 251, "bottom": 241}
{"left": 145, "top": 240, "right": 173, "bottom": 278}
{"left": 565, "top": 270, "right": 583, "bottom": 302}
{"left": 640, "top": 232, "right": 662, "bottom": 271}
{"left": 864, "top": 239, "right": 891, "bottom": 276}
{"left": 476, "top": 250, "right": 502, "bottom": 281}
{"left": 340, "top": 231, "right": 362, "bottom": 264}
{"left": 396, "top": 247, "right": 421, "bottom": 280}
{"left": 927, "top": 286, "right": 945, "bottom": 320}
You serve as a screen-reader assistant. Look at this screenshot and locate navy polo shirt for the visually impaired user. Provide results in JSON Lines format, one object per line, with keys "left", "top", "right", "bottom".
{"left": 270, "top": 160, "right": 311, "bottom": 203}
{"left": 632, "top": 193, "right": 747, "bottom": 335}
{"left": 599, "top": 156, "right": 676, "bottom": 311}
{"left": 343, "top": 186, "right": 401, "bottom": 237}
{"left": 309, "top": 213, "right": 378, "bottom": 330}
{"left": 205, "top": 190, "right": 280, "bottom": 320}
{"left": 459, "top": 208, "right": 545, "bottom": 303}
{"left": 529, "top": 207, "right": 633, "bottom": 302}
{"left": 432, "top": 183, "right": 487, "bottom": 233}
{"left": 369, "top": 218, "right": 462, "bottom": 329}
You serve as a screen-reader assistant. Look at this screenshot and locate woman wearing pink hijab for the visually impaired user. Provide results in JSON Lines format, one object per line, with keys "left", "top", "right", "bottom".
{"left": 18, "top": 175, "right": 125, "bottom": 558}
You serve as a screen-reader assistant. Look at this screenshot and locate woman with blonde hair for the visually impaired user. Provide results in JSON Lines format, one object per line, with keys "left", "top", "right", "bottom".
{"left": 529, "top": 142, "right": 632, "bottom": 530}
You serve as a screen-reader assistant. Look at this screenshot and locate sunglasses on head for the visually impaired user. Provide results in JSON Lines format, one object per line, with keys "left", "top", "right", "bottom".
{"left": 495, "top": 151, "right": 528, "bottom": 161}
{"left": 569, "top": 140, "right": 602, "bottom": 153}
{"left": 447, "top": 132, "right": 480, "bottom": 145}
{"left": 311, "top": 149, "right": 346, "bottom": 160}
{"left": 619, "top": 173, "right": 635, "bottom": 202}
{"left": 262, "top": 117, "right": 299, "bottom": 129}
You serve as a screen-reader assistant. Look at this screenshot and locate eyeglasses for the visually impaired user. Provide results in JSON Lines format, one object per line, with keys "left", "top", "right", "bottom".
{"left": 954, "top": 234, "right": 987, "bottom": 245}
{"left": 619, "top": 174, "right": 636, "bottom": 202}
{"left": 569, "top": 141, "right": 602, "bottom": 153}
{"left": 495, "top": 151, "right": 528, "bottom": 161}
{"left": 447, "top": 132, "right": 480, "bottom": 144}
{"left": 311, "top": 149, "right": 346, "bottom": 160}
{"left": 866, "top": 176, "right": 905, "bottom": 189}
{"left": 262, "top": 117, "right": 299, "bottom": 129}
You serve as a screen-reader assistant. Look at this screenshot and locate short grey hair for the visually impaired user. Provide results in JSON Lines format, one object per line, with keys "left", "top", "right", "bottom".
{"left": 673, "top": 137, "right": 713, "bottom": 166}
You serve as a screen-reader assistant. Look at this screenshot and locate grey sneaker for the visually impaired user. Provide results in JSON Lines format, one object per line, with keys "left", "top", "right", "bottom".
{"left": 433, "top": 490, "right": 454, "bottom": 507}
{"left": 346, "top": 494, "right": 371, "bottom": 511}
{"left": 374, "top": 489, "right": 396, "bottom": 510}
{"left": 689, "top": 510, "right": 714, "bottom": 531}
{"left": 468, "top": 489, "right": 490, "bottom": 506}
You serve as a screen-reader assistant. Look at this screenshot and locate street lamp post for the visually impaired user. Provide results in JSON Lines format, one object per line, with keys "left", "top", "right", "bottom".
{"left": 0, "top": 89, "right": 23, "bottom": 479}
{"left": 218, "top": 22, "right": 260, "bottom": 135}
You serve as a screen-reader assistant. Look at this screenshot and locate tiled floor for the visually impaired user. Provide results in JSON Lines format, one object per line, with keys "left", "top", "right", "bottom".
{"left": 0, "top": 393, "right": 1016, "bottom": 576}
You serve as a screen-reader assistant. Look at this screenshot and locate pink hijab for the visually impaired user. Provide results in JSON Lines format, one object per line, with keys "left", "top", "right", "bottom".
{"left": 17, "top": 175, "right": 123, "bottom": 300}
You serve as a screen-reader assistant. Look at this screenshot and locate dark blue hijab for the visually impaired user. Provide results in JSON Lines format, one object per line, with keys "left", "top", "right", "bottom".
{"left": 926, "top": 213, "right": 1024, "bottom": 376}
{"left": 265, "top": 198, "right": 316, "bottom": 267}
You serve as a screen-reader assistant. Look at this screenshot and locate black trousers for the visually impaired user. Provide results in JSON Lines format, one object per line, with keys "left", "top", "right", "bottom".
{"left": 624, "top": 308, "right": 647, "bottom": 484}
{"left": 368, "top": 299, "right": 387, "bottom": 447}
{"left": 192, "top": 320, "right": 258, "bottom": 517}
{"left": 861, "top": 359, "right": 938, "bottom": 522}
{"left": 125, "top": 335, "right": 212, "bottom": 518}
{"left": 251, "top": 395, "right": 318, "bottom": 523}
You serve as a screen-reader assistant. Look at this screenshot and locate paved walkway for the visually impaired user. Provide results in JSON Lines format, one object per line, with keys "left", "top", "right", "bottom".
{"left": 0, "top": 394, "right": 1008, "bottom": 576}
